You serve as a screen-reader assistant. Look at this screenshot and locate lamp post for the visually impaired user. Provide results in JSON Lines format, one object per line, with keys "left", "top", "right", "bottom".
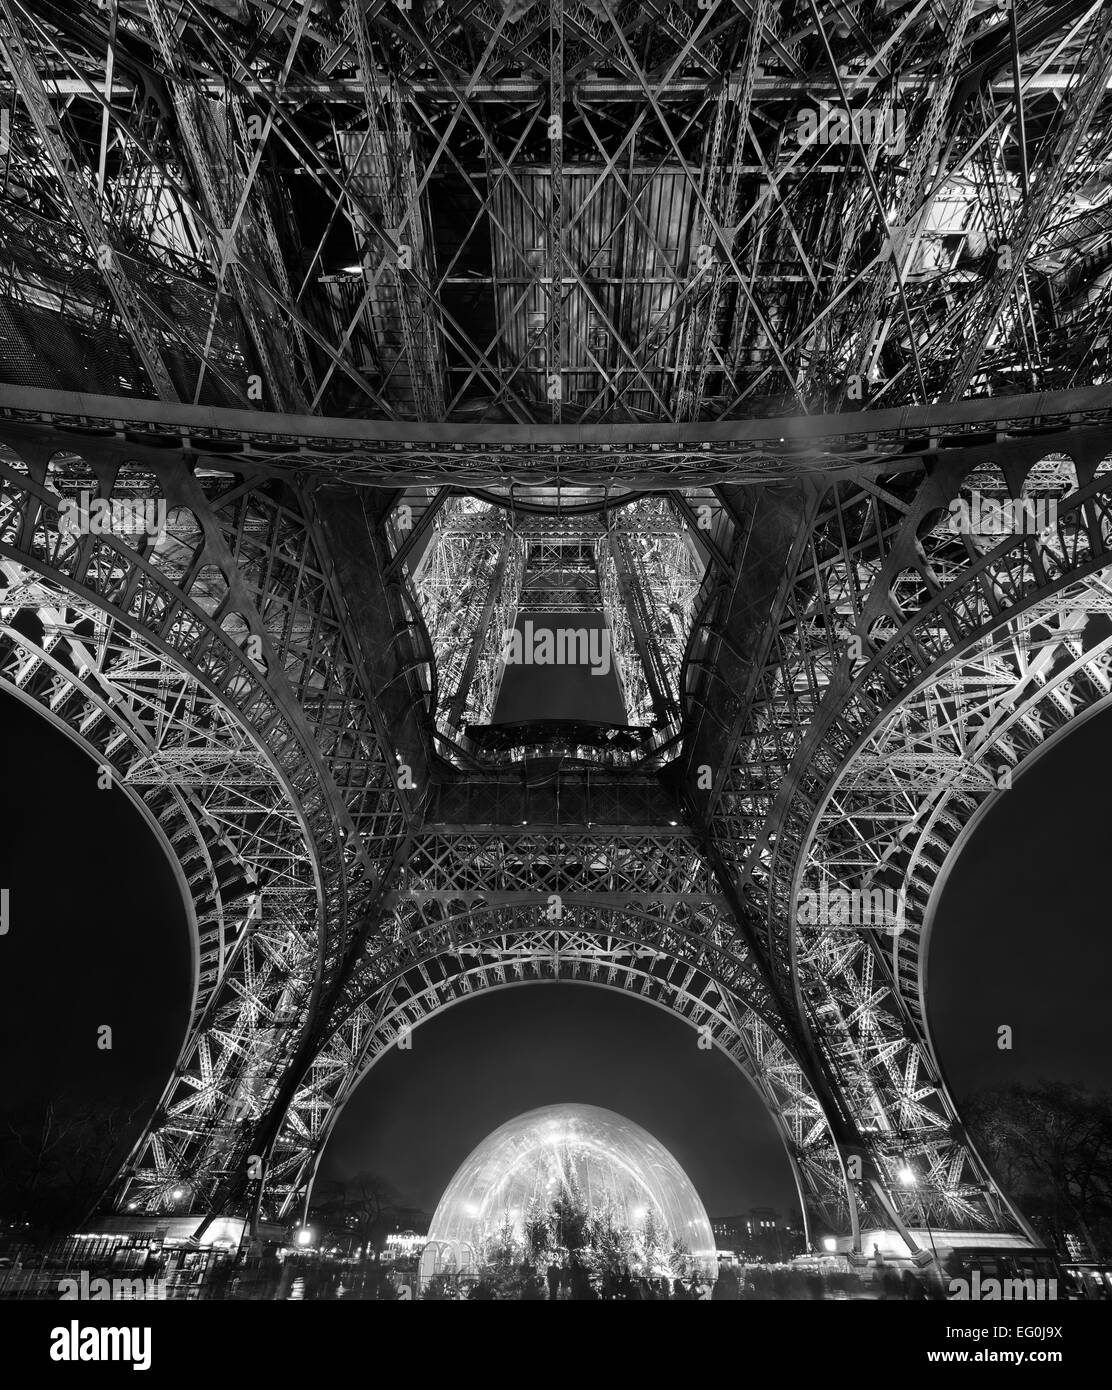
{"left": 898, "top": 1162, "right": 940, "bottom": 1275}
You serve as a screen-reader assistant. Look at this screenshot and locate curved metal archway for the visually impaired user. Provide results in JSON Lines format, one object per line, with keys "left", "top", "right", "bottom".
{"left": 734, "top": 448, "right": 1112, "bottom": 1246}
{"left": 5, "top": 417, "right": 1112, "bottom": 1258}
{"left": 4, "top": 0, "right": 1112, "bottom": 1270}
{"left": 279, "top": 926, "right": 846, "bottom": 1252}
{"left": 0, "top": 445, "right": 409, "bottom": 1217}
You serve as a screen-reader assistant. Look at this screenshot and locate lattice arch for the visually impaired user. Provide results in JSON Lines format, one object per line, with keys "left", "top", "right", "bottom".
{"left": 270, "top": 918, "right": 851, "bottom": 1248}
{"left": 0, "top": 444, "right": 408, "bottom": 1221}
{"left": 0, "top": 618, "right": 319, "bottom": 1212}
{"left": 791, "top": 573, "right": 1112, "bottom": 1240}
{"left": 4, "top": 0, "right": 1112, "bottom": 1268}
{"left": 759, "top": 459, "right": 1112, "bottom": 1242}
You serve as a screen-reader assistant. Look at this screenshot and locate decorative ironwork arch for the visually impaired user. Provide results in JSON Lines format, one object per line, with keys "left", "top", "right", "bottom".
{"left": 280, "top": 924, "right": 847, "bottom": 1251}
{"left": 0, "top": 446, "right": 410, "bottom": 1219}
{"left": 747, "top": 460, "right": 1112, "bottom": 1241}
{"left": 5, "top": 0, "right": 1112, "bottom": 1268}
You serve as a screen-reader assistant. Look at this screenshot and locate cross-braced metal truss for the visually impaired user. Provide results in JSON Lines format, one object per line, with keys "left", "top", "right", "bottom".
{"left": 1, "top": 1, "right": 1111, "bottom": 418}
{"left": 0, "top": 443, "right": 412, "bottom": 1221}
{"left": 686, "top": 427, "right": 1112, "bottom": 1245}
{"left": 268, "top": 830, "right": 848, "bottom": 1238}
{"left": 401, "top": 488, "right": 708, "bottom": 755}
{"left": 282, "top": 926, "right": 845, "bottom": 1239}
{"left": 4, "top": 0, "right": 1112, "bottom": 1258}
{"left": 5, "top": 410, "right": 1112, "bottom": 1251}
{"left": 792, "top": 585, "right": 1112, "bottom": 1223}
{"left": 785, "top": 540, "right": 1112, "bottom": 1232}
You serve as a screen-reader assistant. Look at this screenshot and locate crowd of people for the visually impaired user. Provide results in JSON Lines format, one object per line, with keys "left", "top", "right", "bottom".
{"left": 463, "top": 1261, "right": 715, "bottom": 1300}
{"left": 420, "top": 1258, "right": 943, "bottom": 1300}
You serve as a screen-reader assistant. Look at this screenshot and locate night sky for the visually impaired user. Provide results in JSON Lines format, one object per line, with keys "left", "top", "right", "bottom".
{"left": 2, "top": 683, "right": 1110, "bottom": 1222}
{"left": 492, "top": 611, "right": 627, "bottom": 725}
{"left": 0, "top": 695, "right": 190, "bottom": 1117}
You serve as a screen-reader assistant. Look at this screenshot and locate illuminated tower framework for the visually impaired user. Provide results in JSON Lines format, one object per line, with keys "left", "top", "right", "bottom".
{"left": 0, "top": 0, "right": 1111, "bottom": 1259}
{"left": 402, "top": 494, "right": 707, "bottom": 757}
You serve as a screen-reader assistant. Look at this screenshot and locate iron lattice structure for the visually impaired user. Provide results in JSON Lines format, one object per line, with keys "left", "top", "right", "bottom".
{"left": 2, "top": 0, "right": 1112, "bottom": 1253}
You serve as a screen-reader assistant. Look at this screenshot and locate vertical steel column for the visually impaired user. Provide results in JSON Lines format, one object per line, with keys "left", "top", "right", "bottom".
{"left": 547, "top": 0, "right": 564, "bottom": 423}
{"left": 608, "top": 531, "right": 673, "bottom": 728}
{"left": 445, "top": 530, "right": 514, "bottom": 732}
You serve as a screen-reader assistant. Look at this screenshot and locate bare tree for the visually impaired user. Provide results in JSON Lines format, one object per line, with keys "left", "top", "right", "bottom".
{"left": 0, "top": 1094, "right": 144, "bottom": 1233}
{"left": 966, "top": 1082, "right": 1112, "bottom": 1257}
{"left": 311, "top": 1172, "right": 401, "bottom": 1259}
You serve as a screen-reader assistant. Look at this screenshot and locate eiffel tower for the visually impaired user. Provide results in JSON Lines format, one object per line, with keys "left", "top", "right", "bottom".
{"left": 2, "top": 0, "right": 1111, "bottom": 1262}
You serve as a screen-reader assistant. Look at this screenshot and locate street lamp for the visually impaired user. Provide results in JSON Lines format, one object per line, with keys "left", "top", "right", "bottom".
{"left": 898, "top": 1159, "right": 939, "bottom": 1270}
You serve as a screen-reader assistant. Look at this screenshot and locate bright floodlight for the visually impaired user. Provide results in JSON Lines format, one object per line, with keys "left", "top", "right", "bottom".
{"left": 425, "top": 1103, "right": 716, "bottom": 1273}
{"left": 296, "top": 1228, "right": 312, "bottom": 1246}
{"left": 897, "top": 1166, "right": 916, "bottom": 1187}
{"left": 822, "top": 1237, "right": 837, "bottom": 1253}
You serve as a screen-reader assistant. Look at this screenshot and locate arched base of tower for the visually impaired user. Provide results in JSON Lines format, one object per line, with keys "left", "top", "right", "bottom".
{"left": 835, "top": 1229, "right": 1036, "bottom": 1266}
{"left": 69, "top": 1214, "right": 289, "bottom": 1255}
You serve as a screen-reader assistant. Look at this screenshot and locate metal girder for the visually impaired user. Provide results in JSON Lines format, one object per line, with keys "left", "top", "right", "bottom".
{"left": 598, "top": 524, "right": 674, "bottom": 727}
{"left": 341, "top": 0, "right": 447, "bottom": 418}
{"left": 548, "top": 0, "right": 564, "bottom": 424}
{"left": 0, "top": 0, "right": 179, "bottom": 401}
{"left": 949, "top": 3, "right": 1112, "bottom": 397}
{"left": 701, "top": 431, "right": 1112, "bottom": 1240}
{"left": 5, "top": 1, "right": 1112, "bottom": 1260}
{"left": 143, "top": 0, "right": 312, "bottom": 412}
{"left": 12, "top": 72, "right": 1112, "bottom": 102}
{"left": 0, "top": 444, "right": 410, "bottom": 1223}
{"left": 4, "top": 383, "right": 1112, "bottom": 487}
{"left": 3, "top": 2, "right": 1111, "bottom": 417}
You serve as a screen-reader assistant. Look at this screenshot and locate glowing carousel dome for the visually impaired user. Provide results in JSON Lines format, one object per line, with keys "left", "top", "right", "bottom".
{"left": 423, "top": 1103, "right": 716, "bottom": 1273}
